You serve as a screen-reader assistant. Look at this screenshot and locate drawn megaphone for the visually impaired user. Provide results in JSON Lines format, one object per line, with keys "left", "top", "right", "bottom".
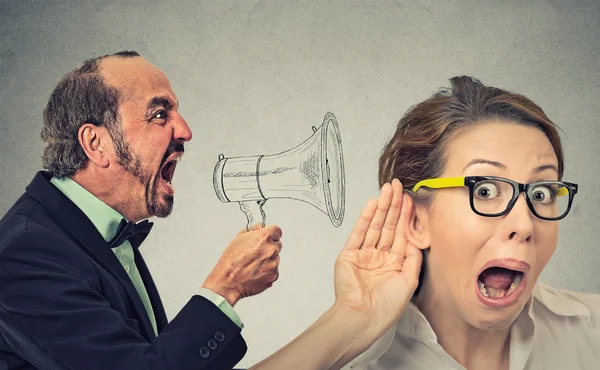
{"left": 213, "top": 112, "right": 345, "bottom": 231}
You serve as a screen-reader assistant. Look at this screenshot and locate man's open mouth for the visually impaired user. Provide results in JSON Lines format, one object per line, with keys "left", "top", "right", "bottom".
{"left": 477, "top": 266, "right": 525, "bottom": 299}
{"left": 160, "top": 156, "right": 181, "bottom": 185}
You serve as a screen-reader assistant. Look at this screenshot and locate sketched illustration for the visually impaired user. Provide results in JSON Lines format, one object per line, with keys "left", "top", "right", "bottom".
{"left": 213, "top": 112, "right": 345, "bottom": 231}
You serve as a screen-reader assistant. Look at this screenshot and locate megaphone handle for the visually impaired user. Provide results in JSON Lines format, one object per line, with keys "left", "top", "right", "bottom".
{"left": 239, "top": 200, "right": 267, "bottom": 231}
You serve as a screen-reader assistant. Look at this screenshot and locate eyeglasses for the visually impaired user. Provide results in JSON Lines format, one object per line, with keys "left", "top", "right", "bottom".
{"left": 408, "top": 176, "right": 579, "bottom": 221}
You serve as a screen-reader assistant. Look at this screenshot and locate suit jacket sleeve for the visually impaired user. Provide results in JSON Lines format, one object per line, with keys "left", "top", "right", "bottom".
{"left": 0, "top": 230, "right": 247, "bottom": 370}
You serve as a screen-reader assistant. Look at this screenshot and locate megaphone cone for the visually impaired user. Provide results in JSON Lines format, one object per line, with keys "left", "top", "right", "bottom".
{"left": 214, "top": 112, "right": 345, "bottom": 230}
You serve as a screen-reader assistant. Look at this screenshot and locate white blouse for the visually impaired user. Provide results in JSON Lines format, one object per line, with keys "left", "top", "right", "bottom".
{"left": 344, "top": 283, "right": 600, "bottom": 370}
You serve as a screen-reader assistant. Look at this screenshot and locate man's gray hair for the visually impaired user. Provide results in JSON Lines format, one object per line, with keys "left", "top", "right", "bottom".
{"left": 40, "top": 50, "right": 140, "bottom": 177}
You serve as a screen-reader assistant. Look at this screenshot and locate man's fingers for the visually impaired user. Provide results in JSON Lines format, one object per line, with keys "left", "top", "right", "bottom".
{"left": 269, "top": 240, "right": 282, "bottom": 257}
{"left": 264, "top": 225, "right": 283, "bottom": 242}
{"left": 390, "top": 193, "right": 413, "bottom": 257}
{"left": 362, "top": 183, "right": 394, "bottom": 249}
{"left": 268, "top": 267, "right": 280, "bottom": 284}
{"left": 376, "top": 179, "right": 404, "bottom": 251}
{"left": 342, "top": 198, "right": 378, "bottom": 251}
{"left": 238, "top": 223, "right": 263, "bottom": 235}
{"left": 259, "top": 226, "right": 282, "bottom": 256}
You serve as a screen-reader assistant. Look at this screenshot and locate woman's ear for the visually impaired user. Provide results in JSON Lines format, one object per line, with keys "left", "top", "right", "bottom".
{"left": 404, "top": 194, "right": 431, "bottom": 250}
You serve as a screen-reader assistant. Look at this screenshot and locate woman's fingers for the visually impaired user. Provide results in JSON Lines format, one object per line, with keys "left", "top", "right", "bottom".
{"left": 343, "top": 180, "right": 414, "bottom": 255}
{"left": 362, "top": 183, "right": 394, "bottom": 249}
{"left": 342, "top": 198, "right": 378, "bottom": 251}
{"left": 390, "top": 193, "right": 414, "bottom": 260}
{"left": 401, "top": 244, "right": 423, "bottom": 290}
{"left": 375, "top": 179, "right": 404, "bottom": 251}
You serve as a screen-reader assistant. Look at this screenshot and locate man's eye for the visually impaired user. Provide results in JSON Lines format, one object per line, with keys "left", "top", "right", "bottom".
{"left": 152, "top": 110, "right": 167, "bottom": 120}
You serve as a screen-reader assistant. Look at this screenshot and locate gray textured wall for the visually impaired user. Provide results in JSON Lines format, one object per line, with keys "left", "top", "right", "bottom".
{"left": 1, "top": 0, "right": 599, "bottom": 367}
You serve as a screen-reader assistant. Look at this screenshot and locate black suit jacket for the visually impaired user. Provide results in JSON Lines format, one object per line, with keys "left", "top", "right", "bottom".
{"left": 0, "top": 172, "right": 247, "bottom": 369}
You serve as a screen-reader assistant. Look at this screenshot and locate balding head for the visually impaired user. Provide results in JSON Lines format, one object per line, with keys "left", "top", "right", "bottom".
{"left": 41, "top": 50, "right": 142, "bottom": 177}
{"left": 97, "top": 55, "right": 173, "bottom": 108}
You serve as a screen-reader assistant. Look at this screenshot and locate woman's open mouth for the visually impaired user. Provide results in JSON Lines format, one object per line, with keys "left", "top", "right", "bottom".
{"left": 475, "top": 260, "right": 529, "bottom": 307}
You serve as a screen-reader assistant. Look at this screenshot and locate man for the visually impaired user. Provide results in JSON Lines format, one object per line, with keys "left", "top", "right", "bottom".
{"left": 0, "top": 51, "right": 422, "bottom": 370}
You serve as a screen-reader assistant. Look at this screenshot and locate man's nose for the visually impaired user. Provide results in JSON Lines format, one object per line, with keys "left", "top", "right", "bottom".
{"left": 172, "top": 112, "right": 192, "bottom": 143}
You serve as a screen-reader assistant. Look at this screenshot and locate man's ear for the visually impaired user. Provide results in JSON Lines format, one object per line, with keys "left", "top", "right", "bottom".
{"left": 78, "top": 123, "right": 111, "bottom": 168}
{"left": 404, "top": 195, "right": 431, "bottom": 250}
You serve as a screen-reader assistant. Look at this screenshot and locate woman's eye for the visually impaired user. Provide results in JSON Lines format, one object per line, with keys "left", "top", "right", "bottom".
{"left": 474, "top": 182, "right": 499, "bottom": 199}
{"left": 531, "top": 186, "right": 554, "bottom": 203}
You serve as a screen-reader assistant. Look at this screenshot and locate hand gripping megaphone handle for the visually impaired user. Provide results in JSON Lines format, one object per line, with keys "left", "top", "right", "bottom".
{"left": 239, "top": 200, "right": 267, "bottom": 231}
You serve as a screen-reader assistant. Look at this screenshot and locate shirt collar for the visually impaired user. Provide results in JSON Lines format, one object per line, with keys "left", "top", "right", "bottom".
{"left": 50, "top": 176, "right": 126, "bottom": 243}
{"left": 345, "top": 300, "right": 438, "bottom": 369}
{"left": 397, "top": 301, "right": 438, "bottom": 343}
{"left": 532, "top": 282, "right": 591, "bottom": 321}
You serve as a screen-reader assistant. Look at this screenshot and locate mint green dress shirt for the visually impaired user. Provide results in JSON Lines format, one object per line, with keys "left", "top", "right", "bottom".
{"left": 50, "top": 176, "right": 243, "bottom": 334}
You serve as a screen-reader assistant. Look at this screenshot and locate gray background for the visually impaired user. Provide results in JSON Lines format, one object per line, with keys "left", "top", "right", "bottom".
{"left": 1, "top": 0, "right": 599, "bottom": 367}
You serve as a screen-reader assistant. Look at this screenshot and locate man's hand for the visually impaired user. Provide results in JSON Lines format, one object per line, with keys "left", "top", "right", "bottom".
{"left": 202, "top": 224, "right": 282, "bottom": 306}
{"left": 334, "top": 178, "right": 422, "bottom": 343}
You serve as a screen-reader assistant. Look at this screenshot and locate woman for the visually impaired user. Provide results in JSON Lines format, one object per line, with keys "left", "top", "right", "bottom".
{"left": 344, "top": 76, "right": 600, "bottom": 370}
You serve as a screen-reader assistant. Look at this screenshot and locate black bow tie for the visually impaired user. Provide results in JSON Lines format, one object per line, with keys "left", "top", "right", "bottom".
{"left": 107, "top": 219, "right": 154, "bottom": 249}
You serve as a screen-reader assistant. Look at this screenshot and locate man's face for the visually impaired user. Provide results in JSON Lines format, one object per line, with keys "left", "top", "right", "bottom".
{"left": 100, "top": 56, "right": 192, "bottom": 220}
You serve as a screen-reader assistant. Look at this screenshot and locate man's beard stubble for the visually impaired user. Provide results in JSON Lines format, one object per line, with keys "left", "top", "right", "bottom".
{"left": 110, "top": 127, "right": 182, "bottom": 218}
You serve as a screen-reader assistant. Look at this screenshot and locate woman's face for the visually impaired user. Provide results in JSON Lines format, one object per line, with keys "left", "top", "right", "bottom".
{"left": 418, "top": 121, "right": 560, "bottom": 331}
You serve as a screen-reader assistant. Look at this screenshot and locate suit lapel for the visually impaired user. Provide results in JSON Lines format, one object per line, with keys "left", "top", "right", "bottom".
{"left": 26, "top": 171, "right": 156, "bottom": 341}
{"left": 134, "top": 249, "right": 168, "bottom": 332}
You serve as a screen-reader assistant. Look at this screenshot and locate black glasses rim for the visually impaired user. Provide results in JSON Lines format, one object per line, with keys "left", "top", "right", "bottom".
{"left": 464, "top": 175, "right": 578, "bottom": 187}
{"left": 465, "top": 176, "right": 576, "bottom": 220}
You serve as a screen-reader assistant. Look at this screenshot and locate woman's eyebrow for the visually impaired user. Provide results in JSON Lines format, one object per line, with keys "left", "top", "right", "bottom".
{"left": 462, "top": 159, "right": 559, "bottom": 175}
{"left": 463, "top": 159, "right": 506, "bottom": 172}
{"left": 532, "top": 164, "right": 559, "bottom": 174}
